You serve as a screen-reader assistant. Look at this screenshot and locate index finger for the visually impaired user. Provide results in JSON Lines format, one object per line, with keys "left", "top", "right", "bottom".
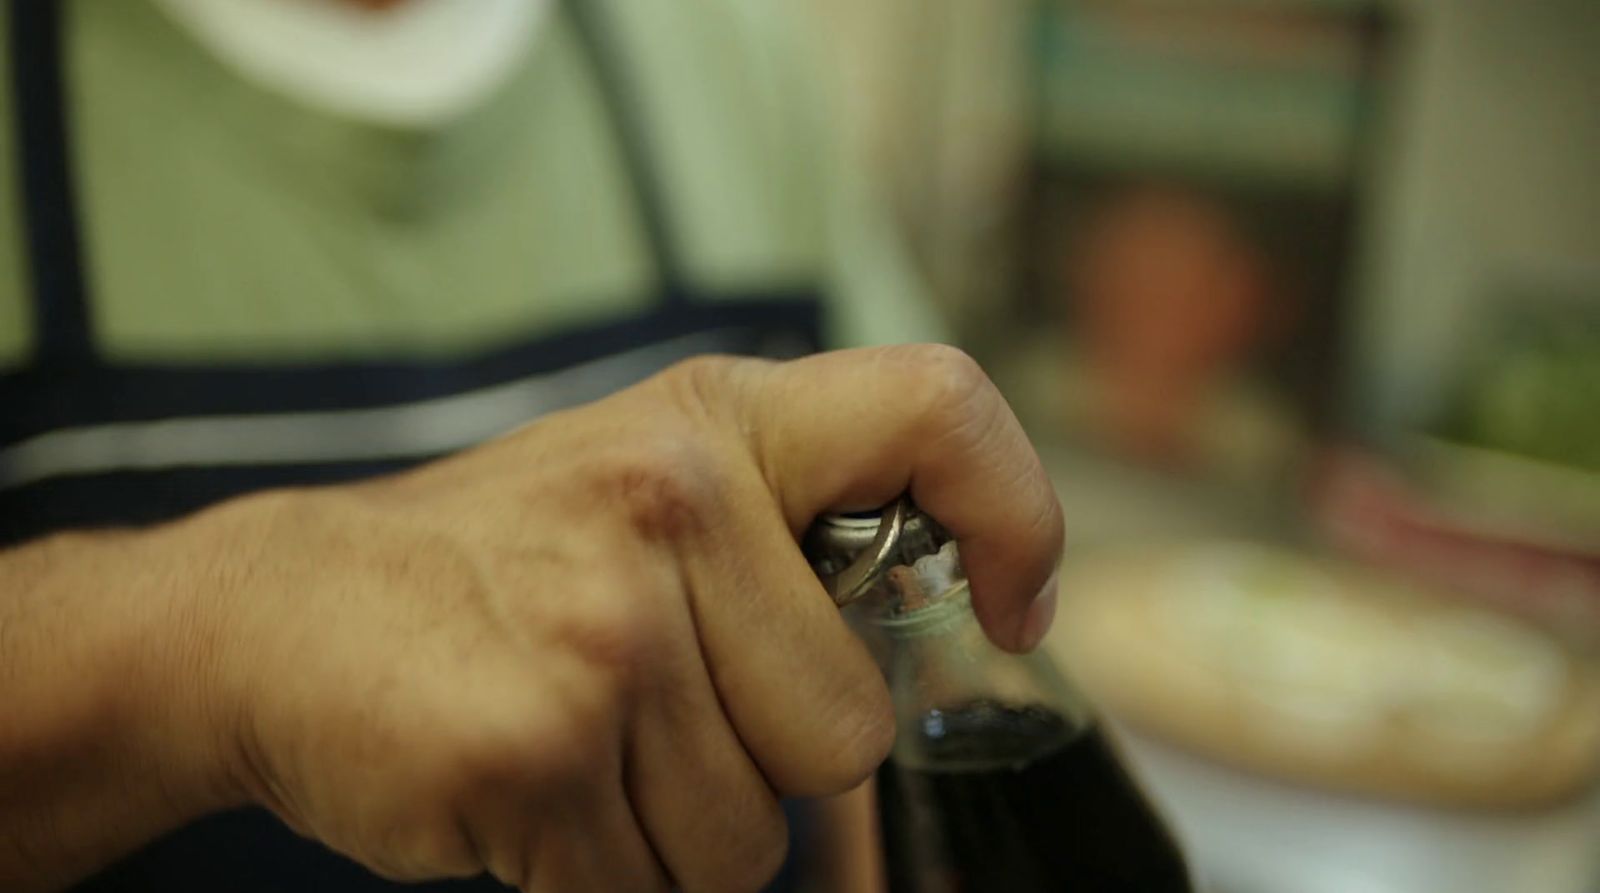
{"left": 722, "top": 344, "right": 1064, "bottom": 653}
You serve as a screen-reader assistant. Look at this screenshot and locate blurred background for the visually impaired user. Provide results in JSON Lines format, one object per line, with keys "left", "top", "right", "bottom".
{"left": 801, "top": 0, "right": 1599, "bottom": 891}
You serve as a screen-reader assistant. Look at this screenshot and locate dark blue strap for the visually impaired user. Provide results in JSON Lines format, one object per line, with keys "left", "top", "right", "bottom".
{"left": 563, "top": 0, "right": 690, "bottom": 304}
{"left": 0, "top": 296, "right": 818, "bottom": 439}
{"left": 0, "top": 297, "right": 822, "bottom": 545}
{"left": 7, "top": 0, "right": 96, "bottom": 367}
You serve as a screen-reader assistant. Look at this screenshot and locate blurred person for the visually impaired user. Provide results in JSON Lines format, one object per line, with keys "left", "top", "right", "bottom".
{"left": 1061, "top": 185, "right": 1300, "bottom": 478}
{"left": 0, "top": 1, "right": 1064, "bottom": 892}
{"left": 1071, "top": 186, "right": 1271, "bottom": 462}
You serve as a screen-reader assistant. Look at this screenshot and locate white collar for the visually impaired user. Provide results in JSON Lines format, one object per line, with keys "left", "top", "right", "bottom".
{"left": 152, "top": 0, "right": 549, "bottom": 128}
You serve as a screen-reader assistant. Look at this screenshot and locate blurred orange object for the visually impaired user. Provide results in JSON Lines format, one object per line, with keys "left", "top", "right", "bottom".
{"left": 1067, "top": 186, "right": 1280, "bottom": 466}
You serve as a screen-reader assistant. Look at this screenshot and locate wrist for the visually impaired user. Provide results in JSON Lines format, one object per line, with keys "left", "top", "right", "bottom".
{"left": 69, "top": 514, "right": 259, "bottom": 822}
{"left": 0, "top": 523, "right": 253, "bottom": 888}
{"left": 139, "top": 497, "right": 283, "bottom": 816}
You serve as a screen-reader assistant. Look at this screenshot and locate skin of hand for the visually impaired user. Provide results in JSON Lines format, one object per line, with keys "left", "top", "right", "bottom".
{"left": 0, "top": 345, "right": 1062, "bottom": 893}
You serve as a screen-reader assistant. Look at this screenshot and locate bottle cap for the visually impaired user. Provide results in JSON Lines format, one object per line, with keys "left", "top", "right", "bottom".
{"left": 804, "top": 497, "right": 961, "bottom": 608}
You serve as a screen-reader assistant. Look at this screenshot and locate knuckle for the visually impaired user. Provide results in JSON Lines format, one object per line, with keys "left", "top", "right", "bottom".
{"left": 828, "top": 683, "right": 896, "bottom": 788}
{"left": 888, "top": 343, "right": 990, "bottom": 400}
{"left": 882, "top": 344, "right": 997, "bottom": 433}
{"left": 532, "top": 689, "right": 619, "bottom": 785}
{"left": 704, "top": 808, "right": 790, "bottom": 893}
{"left": 394, "top": 823, "right": 477, "bottom": 880}
{"left": 785, "top": 678, "right": 894, "bottom": 796}
{"left": 447, "top": 719, "right": 542, "bottom": 791}
{"left": 654, "top": 352, "right": 773, "bottom": 431}
{"left": 660, "top": 353, "right": 743, "bottom": 401}
{"left": 557, "top": 586, "right": 664, "bottom": 693}
{"left": 443, "top": 706, "right": 605, "bottom": 799}
{"left": 593, "top": 438, "right": 721, "bottom": 543}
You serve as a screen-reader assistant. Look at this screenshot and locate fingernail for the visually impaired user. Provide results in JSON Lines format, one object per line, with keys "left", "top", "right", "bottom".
{"left": 1015, "top": 567, "right": 1060, "bottom": 651}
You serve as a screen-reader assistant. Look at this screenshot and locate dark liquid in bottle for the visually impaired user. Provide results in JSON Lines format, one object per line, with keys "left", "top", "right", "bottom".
{"left": 876, "top": 701, "right": 1192, "bottom": 893}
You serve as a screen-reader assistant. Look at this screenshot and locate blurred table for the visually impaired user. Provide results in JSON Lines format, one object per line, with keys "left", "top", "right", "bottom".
{"left": 1111, "top": 715, "right": 1600, "bottom": 893}
{"left": 1038, "top": 441, "right": 1600, "bottom": 892}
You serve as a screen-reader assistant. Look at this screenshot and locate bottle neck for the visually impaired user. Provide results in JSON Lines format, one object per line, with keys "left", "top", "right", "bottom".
{"left": 867, "top": 581, "right": 974, "bottom": 639}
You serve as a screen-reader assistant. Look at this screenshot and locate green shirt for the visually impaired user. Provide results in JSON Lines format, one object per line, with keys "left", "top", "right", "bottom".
{"left": 0, "top": 0, "right": 935, "bottom": 369}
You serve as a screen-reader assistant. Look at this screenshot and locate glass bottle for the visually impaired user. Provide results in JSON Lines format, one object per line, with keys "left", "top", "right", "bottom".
{"left": 806, "top": 499, "right": 1193, "bottom": 893}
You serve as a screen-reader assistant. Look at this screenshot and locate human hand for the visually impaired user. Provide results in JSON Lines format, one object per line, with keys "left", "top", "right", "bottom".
{"left": 174, "top": 345, "right": 1062, "bottom": 891}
